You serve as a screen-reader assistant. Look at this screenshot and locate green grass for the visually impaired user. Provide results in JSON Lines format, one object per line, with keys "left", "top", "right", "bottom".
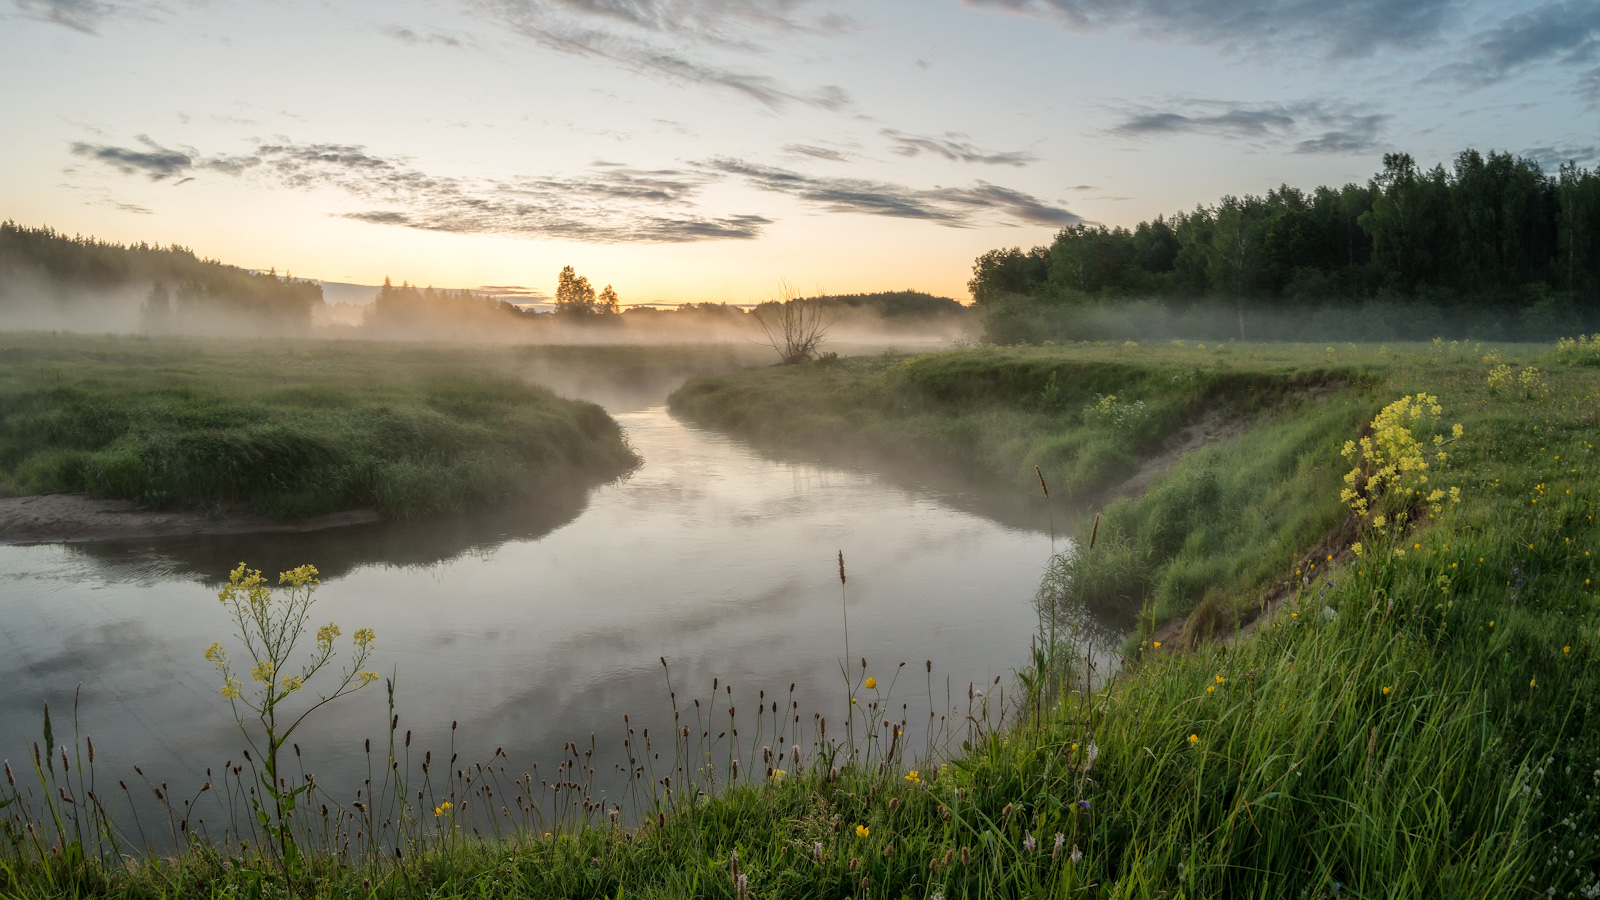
{"left": 5, "top": 339, "right": 1599, "bottom": 898}
{"left": 668, "top": 341, "right": 1381, "bottom": 499}
{"left": 0, "top": 333, "right": 674, "bottom": 519}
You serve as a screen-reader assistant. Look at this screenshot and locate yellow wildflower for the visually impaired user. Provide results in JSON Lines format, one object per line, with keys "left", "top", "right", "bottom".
{"left": 1381, "top": 686, "right": 1391, "bottom": 695}
{"left": 772, "top": 769, "right": 787, "bottom": 782}
{"left": 856, "top": 824, "right": 869, "bottom": 838}
{"left": 1188, "top": 734, "right": 1199, "bottom": 744}
{"left": 864, "top": 676, "right": 877, "bottom": 690}
{"left": 905, "top": 770, "right": 921, "bottom": 784}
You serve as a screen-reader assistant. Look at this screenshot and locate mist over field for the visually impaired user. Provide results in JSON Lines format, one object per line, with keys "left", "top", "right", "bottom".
{"left": 0, "top": 223, "right": 974, "bottom": 349}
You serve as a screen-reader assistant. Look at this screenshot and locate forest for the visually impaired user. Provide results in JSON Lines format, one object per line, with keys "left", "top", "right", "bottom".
{"left": 969, "top": 149, "right": 1600, "bottom": 343}
{"left": 0, "top": 221, "right": 323, "bottom": 334}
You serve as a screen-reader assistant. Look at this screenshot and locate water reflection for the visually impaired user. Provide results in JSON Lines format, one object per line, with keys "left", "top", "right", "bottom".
{"left": 66, "top": 481, "right": 595, "bottom": 584}
{"left": 0, "top": 407, "right": 1108, "bottom": 845}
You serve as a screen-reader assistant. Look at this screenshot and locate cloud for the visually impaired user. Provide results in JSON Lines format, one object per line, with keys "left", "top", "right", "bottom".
{"left": 470, "top": 0, "right": 852, "bottom": 110}
{"left": 1521, "top": 144, "right": 1600, "bottom": 170}
{"left": 962, "top": 0, "right": 1465, "bottom": 58}
{"left": 70, "top": 136, "right": 773, "bottom": 243}
{"left": 525, "top": 0, "right": 853, "bottom": 40}
{"left": 702, "top": 158, "right": 1080, "bottom": 227}
{"left": 69, "top": 136, "right": 192, "bottom": 180}
{"left": 1440, "top": 2, "right": 1600, "bottom": 102}
{"left": 1108, "top": 99, "right": 1388, "bottom": 154}
{"left": 781, "top": 144, "right": 854, "bottom": 162}
{"left": 881, "top": 129, "right": 1036, "bottom": 166}
{"left": 13, "top": 0, "right": 116, "bottom": 33}
{"left": 380, "top": 25, "right": 466, "bottom": 47}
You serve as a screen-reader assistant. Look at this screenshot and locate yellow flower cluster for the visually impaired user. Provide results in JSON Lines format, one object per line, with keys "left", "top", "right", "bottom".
{"left": 316, "top": 623, "right": 341, "bottom": 649}
{"left": 1487, "top": 363, "right": 1513, "bottom": 391}
{"left": 1555, "top": 333, "right": 1600, "bottom": 364}
{"left": 279, "top": 564, "right": 320, "bottom": 587}
{"left": 219, "top": 563, "right": 271, "bottom": 611}
{"left": 1488, "top": 364, "right": 1549, "bottom": 397}
{"left": 221, "top": 677, "right": 243, "bottom": 700}
{"left": 354, "top": 628, "right": 376, "bottom": 648}
{"left": 1340, "top": 394, "right": 1463, "bottom": 518}
{"left": 251, "top": 659, "right": 276, "bottom": 684}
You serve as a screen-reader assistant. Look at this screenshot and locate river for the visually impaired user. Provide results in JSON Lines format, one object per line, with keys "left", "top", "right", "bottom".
{"left": 0, "top": 387, "right": 1112, "bottom": 840}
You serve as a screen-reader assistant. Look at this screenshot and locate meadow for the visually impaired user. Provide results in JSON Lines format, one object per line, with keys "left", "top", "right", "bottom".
{"left": 0, "top": 334, "right": 775, "bottom": 520}
{"left": 4, "top": 336, "right": 1600, "bottom": 898}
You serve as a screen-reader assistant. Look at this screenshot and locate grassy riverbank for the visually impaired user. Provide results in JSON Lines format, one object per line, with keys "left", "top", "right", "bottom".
{"left": 669, "top": 342, "right": 1376, "bottom": 497}
{"left": 0, "top": 333, "right": 654, "bottom": 519}
{"left": 5, "top": 339, "right": 1600, "bottom": 897}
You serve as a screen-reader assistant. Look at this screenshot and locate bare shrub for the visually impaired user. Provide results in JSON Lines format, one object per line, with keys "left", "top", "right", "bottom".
{"left": 751, "top": 280, "right": 832, "bottom": 365}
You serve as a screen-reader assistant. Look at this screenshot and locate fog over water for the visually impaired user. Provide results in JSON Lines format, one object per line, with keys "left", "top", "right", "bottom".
{"left": 0, "top": 370, "right": 1116, "bottom": 837}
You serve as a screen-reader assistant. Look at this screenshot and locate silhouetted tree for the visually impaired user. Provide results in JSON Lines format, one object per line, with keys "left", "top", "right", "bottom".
{"left": 554, "top": 266, "right": 596, "bottom": 315}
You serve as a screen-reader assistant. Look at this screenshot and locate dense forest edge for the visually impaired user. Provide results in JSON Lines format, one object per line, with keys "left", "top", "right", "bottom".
{"left": 6, "top": 338, "right": 1599, "bottom": 897}
{"left": 969, "top": 149, "right": 1600, "bottom": 343}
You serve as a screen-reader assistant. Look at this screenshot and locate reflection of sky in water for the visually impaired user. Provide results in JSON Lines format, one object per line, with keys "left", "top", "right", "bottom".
{"left": 0, "top": 408, "right": 1102, "bottom": 825}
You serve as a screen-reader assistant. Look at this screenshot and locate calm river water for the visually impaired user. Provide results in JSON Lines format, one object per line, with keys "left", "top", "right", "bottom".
{"left": 0, "top": 388, "right": 1115, "bottom": 829}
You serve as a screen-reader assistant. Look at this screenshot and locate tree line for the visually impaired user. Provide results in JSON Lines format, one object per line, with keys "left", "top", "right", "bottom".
{"left": 969, "top": 149, "right": 1600, "bottom": 342}
{"left": 1, "top": 221, "right": 323, "bottom": 333}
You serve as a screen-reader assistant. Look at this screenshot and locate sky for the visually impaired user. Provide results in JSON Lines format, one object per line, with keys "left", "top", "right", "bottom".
{"left": 2, "top": 0, "right": 1597, "bottom": 305}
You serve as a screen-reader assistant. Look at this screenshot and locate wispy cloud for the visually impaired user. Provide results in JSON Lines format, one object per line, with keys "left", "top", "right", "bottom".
{"left": 528, "top": 0, "right": 853, "bottom": 40}
{"left": 1108, "top": 99, "right": 1388, "bottom": 154}
{"left": 881, "top": 129, "right": 1036, "bottom": 166}
{"left": 470, "top": 0, "right": 852, "bottom": 110}
{"left": 380, "top": 25, "right": 467, "bottom": 48}
{"left": 70, "top": 136, "right": 773, "bottom": 243}
{"left": 14, "top": 0, "right": 117, "bottom": 34}
{"left": 962, "top": 0, "right": 1465, "bottom": 58}
{"left": 782, "top": 143, "right": 855, "bottom": 162}
{"left": 1521, "top": 144, "right": 1600, "bottom": 170}
{"left": 70, "top": 136, "right": 192, "bottom": 179}
{"left": 702, "top": 158, "right": 1079, "bottom": 227}
{"left": 1438, "top": 2, "right": 1600, "bottom": 103}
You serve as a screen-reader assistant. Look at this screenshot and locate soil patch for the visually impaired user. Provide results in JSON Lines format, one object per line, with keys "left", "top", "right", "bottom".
{"left": 1118, "top": 408, "right": 1251, "bottom": 499}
